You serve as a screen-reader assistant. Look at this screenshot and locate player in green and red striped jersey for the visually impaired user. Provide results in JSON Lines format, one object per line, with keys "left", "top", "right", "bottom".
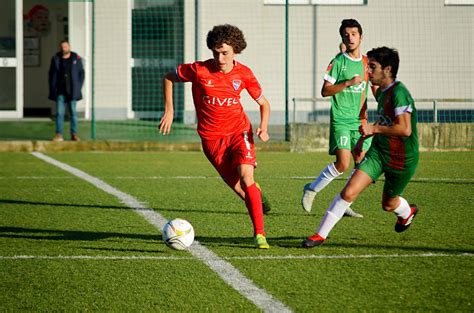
{"left": 303, "top": 46, "right": 419, "bottom": 248}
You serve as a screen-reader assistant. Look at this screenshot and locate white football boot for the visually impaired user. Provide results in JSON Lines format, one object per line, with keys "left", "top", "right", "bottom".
{"left": 301, "top": 183, "right": 317, "bottom": 213}
{"left": 343, "top": 207, "right": 364, "bottom": 218}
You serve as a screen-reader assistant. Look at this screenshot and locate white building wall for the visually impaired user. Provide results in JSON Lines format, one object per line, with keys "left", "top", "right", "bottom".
{"left": 313, "top": 0, "right": 474, "bottom": 110}
{"left": 93, "top": 0, "right": 131, "bottom": 119}
{"left": 182, "top": 0, "right": 473, "bottom": 124}
{"left": 69, "top": 1, "right": 92, "bottom": 119}
{"left": 183, "top": 0, "right": 197, "bottom": 124}
{"left": 193, "top": 0, "right": 315, "bottom": 125}
{"left": 87, "top": 0, "right": 472, "bottom": 124}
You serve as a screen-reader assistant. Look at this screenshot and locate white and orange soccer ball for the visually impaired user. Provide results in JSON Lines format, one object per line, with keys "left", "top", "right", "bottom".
{"left": 162, "top": 218, "right": 195, "bottom": 250}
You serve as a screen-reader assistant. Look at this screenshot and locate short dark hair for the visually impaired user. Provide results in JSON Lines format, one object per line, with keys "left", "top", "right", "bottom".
{"left": 339, "top": 19, "right": 363, "bottom": 38}
{"left": 367, "top": 46, "right": 400, "bottom": 79}
{"left": 206, "top": 24, "right": 247, "bottom": 54}
{"left": 59, "top": 40, "right": 69, "bottom": 45}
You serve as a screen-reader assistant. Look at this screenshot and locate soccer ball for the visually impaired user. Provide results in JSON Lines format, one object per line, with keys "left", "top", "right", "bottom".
{"left": 162, "top": 218, "right": 195, "bottom": 250}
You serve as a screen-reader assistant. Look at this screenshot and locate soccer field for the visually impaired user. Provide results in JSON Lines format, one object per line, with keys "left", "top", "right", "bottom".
{"left": 1, "top": 151, "right": 473, "bottom": 311}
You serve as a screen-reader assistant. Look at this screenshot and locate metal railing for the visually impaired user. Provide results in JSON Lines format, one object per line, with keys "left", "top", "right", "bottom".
{"left": 291, "top": 98, "right": 474, "bottom": 124}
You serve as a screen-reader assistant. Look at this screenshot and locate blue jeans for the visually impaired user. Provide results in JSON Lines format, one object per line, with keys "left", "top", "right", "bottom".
{"left": 55, "top": 95, "right": 77, "bottom": 135}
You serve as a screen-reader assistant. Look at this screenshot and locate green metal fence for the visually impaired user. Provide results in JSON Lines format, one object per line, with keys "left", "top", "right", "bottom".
{"left": 291, "top": 98, "right": 474, "bottom": 151}
{"left": 86, "top": 0, "right": 472, "bottom": 147}
{"left": 2, "top": 0, "right": 473, "bottom": 150}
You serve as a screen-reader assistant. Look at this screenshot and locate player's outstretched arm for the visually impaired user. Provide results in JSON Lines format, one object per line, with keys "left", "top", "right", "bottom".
{"left": 159, "top": 71, "right": 180, "bottom": 135}
{"left": 321, "top": 75, "right": 362, "bottom": 97}
{"left": 256, "top": 96, "right": 270, "bottom": 142}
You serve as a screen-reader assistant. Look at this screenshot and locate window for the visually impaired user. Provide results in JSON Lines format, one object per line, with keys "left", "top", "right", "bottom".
{"left": 131, "top": 0, "right": 184, "bottom": 119}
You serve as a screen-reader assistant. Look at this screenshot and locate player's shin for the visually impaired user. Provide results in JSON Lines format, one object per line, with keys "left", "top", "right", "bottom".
{"left": 339, "top": 166, "right": 364, "bottom": 218}
{"left": 243, "top": 183, "right": 265, "bottom": 236}
{"left": 316, "top": 193, "right": 352, "bottom": 238}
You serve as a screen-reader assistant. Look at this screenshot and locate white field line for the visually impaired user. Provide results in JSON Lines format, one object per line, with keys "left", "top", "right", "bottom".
{"left": 228, "top": 252, "right": 474, "bottom": 260}
{"left": 30, "top": 152, "right": 291, "bottom": 313}
{"left": 2, "top": 176, "right": 473, "bottom": 183}
{"left": 1, "top": 252, "right": 472, "bottom": 261}
{"left": 0, "top": 255, "right": 194, "bottom": 260}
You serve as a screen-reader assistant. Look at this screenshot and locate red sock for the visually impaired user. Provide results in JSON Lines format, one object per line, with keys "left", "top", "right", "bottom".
{"left": 243, "top": 183, "right": 265, "bottom": 236}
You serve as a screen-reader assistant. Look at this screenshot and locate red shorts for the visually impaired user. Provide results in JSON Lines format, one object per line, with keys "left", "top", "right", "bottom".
{"left": 201, "top": 128, "right": 257, "bottom": 187}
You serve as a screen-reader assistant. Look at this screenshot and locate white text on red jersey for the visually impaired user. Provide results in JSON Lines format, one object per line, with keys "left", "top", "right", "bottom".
{"left": 202, "top": 96, "right": 240, "bottom": 106}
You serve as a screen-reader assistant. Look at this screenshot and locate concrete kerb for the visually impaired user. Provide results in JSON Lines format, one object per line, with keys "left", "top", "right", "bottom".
{"left": 0, "top": 141, "right": 290, "bottom": 152}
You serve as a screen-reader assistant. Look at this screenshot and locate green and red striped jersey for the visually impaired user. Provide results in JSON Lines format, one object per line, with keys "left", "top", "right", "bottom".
{"left": 373, "top": 81, "right": 419, "bottom": 170}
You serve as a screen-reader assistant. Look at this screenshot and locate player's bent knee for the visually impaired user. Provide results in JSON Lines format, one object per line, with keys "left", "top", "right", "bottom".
{"left": 335, "top": 161, "right": 350, "bottom": 173}
{"left": 341, "top": 187, "right": 358, "bottom": 203}
{"left": 240, "top": 176, "right": 255, "bottom": 189}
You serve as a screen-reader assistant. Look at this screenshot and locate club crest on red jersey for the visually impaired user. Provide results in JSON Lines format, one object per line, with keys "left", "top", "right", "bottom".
{"left": 232, "top": 80, "right": 241, "bottom": 91}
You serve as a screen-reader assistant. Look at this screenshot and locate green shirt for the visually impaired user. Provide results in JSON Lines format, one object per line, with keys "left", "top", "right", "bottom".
{"left": 324, "top": 52, "right": 369, "bottom": 128}
{"left": 373, "top": 81, "right": 419, "bottom": 169}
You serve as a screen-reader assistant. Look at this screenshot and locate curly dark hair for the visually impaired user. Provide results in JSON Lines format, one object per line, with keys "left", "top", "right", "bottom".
{"left": 206, "top": 24, "right": 247, "bottom": 54}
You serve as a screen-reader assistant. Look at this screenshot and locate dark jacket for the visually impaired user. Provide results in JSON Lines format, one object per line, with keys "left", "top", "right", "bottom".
{"left": 48, "top": 52, "right": 84, "bottom": 101}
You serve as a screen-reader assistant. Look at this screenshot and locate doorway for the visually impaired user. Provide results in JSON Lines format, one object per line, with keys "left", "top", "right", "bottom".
{"left": 0, "top": 0, "right": 22, "bottom": 118}
{"left": 23, "top": 0, "right": 68, "bottom": 117}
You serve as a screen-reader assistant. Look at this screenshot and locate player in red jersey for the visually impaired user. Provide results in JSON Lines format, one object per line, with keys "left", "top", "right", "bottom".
{"left": 159, "top": 24, "right": 271, "bottom": 249}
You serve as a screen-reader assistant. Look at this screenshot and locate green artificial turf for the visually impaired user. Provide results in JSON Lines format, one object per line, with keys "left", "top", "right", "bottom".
{"left": 0, "top": 120, "right": 200, "bottom": 142}
{"left": 1, "top": 151, "right": 472, "bottom": 311}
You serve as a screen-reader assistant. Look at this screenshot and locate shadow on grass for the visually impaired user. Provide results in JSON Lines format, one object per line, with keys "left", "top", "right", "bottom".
{"left": 1, "top": 199, "right": 308, "bottom": 217}
{"left": 80, "top": 246, "right": 164, "bottom": 254}
{"left": 156, "top": 206, "right": 308, "bottom": 217}
{"left": 195, "top": 235, "right": 474, "bottom": 254}
{"left": 1, "top": 226, "right": 472, "bottom": 255}
{"left": 0, "top": 227, "right": 160, "bottom": 242}
{"left": 1, "top": 199, "right": 248, "bottom": 215}
{"left": 1, "top": 199, "right": 131, "bottom": 210}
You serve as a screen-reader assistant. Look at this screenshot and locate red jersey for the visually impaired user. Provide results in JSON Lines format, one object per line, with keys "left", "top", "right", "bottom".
{"left": 176, "top": 59, "right": 263, "bottom": 140}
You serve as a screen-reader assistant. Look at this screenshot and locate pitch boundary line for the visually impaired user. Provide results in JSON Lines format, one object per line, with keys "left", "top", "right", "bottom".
{"left": 1, "top": 252, "right": 472, "bottom": 261}
{"left": 229, "top": 252, "right": 474, "bottom": 260}
{"left": 30, "top": 152, "right": 291, "bottom": 313}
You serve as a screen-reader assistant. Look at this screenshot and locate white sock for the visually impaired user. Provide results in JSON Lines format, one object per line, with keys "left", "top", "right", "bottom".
{"left": 392, "top": 197, "right": 411, "bottom": 219}
{"left": 309, "top": 163, "right": 342, "bottom": 192}
{"left": 316, "top": 194, "right": 352, "bottom": 238}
